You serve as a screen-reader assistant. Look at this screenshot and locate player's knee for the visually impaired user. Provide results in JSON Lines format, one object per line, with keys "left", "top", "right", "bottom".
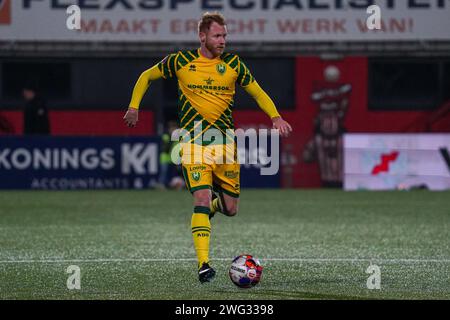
{"left": 224, "top": 203, "right": 238, "bottom": 216}
{"left": 193, "top": 191, "right": 211, "bottom": 208}
{"left": 195, "top": 198, "right": 210, "bottom": 208}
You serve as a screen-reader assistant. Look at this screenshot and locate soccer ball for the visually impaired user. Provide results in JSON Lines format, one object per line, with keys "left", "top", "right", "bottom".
{"left": 229, "top": 254, "right": 263, "bottom": 288}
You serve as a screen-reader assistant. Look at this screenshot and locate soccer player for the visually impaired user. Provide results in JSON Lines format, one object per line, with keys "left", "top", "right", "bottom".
{"left": 123, "top": 12, "right": 292, "bottom": 283}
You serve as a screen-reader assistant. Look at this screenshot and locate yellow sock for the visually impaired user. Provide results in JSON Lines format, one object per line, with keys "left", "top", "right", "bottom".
{"left": 191, "top": 206, "right": 211, "bottom": 269}
{"left": 210, "top": 198, "right": 221, "bottom": 214}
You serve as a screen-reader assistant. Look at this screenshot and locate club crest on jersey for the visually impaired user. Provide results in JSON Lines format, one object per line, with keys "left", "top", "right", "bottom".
{"left": 191, "top": 172, "right": 201, "bottom": 182}
{"left": 216, "top": 63, "right": 227, "bottom": 75}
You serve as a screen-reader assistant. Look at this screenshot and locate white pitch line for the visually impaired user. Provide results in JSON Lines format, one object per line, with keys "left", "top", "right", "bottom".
{"left": 0, "top": 258, "right": 449, "bottom": 264}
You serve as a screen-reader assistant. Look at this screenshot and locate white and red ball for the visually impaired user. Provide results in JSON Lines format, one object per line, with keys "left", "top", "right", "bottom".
{"left": 229, "top": 254, "right": 263, "bottom": 288}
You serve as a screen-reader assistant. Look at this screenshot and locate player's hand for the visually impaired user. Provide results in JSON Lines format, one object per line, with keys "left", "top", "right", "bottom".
{"left": 123, "top": 108, "right": 139, "bottom": 127}
{"left": 272, "top": 117, "right": 292, "bottom": 138}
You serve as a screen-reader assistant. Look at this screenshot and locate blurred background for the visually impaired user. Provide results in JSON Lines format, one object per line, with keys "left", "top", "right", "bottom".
{"left": 1, "top": 0, "right": 449, "bottom": 191}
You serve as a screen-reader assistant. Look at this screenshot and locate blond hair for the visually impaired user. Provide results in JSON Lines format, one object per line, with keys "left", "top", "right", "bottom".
{"left": 198, "top": 12, "right": 226, "bottom": 33}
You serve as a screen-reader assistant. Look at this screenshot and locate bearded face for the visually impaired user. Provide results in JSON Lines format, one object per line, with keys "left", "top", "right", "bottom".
{"left": 200, "top": 22, "right": 227, "bottom": 58}
{"left": 205, "top": 37, "right": 225, "bottom": 57}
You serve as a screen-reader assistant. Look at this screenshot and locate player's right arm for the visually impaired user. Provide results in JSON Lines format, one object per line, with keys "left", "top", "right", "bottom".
{"left": 123, "top": 65, "right": 162, "bottom": 128}
{"left": 237, "top": 57, "right": 292, "bottom": 137}
{"left": 124, "top": 54, "right": 177, "bottom": 127}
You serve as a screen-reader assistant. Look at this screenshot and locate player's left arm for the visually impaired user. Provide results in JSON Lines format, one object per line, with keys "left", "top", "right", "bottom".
{"left": 240, "top": 73, "right": 293, "bottom": 137}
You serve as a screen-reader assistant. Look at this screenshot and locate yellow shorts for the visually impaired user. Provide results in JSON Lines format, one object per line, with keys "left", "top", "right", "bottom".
{"left": 180, "top": 143, "right": 240, "bottom": 198}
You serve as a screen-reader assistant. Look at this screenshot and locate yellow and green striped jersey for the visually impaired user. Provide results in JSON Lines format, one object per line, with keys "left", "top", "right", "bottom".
{"left": 157, "top": 49, "right": 255, "bottom": 144}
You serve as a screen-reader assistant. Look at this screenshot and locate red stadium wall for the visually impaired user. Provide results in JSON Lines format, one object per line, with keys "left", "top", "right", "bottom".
{"left": 0, "top": 111, "right": 154, "bottom": 136}
{"left": 0, "top": 111, "right": 22, "bottom": 135}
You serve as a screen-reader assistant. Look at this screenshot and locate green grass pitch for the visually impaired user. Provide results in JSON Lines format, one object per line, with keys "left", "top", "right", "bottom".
{"left": 0, "top": 189, "right": 449, "bottom": 300}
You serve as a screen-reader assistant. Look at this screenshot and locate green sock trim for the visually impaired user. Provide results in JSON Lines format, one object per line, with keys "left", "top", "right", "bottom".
{"left": 192, "top": 225, "right": 211, "bottom": 229}
{"left": 194, "top": 206, "right": 211, "bottom": 215}
{"left": 191, "top": 228, "right": 211, "bottom": 234}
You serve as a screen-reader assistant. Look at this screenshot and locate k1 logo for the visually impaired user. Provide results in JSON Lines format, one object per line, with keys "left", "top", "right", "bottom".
{"left": 121, "top": 143, "right": 158, "bottom": 175}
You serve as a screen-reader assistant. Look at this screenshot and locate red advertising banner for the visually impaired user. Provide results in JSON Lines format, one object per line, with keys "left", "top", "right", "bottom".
{"left": 0, "top": 111, "right": 155, "bottom": 136}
